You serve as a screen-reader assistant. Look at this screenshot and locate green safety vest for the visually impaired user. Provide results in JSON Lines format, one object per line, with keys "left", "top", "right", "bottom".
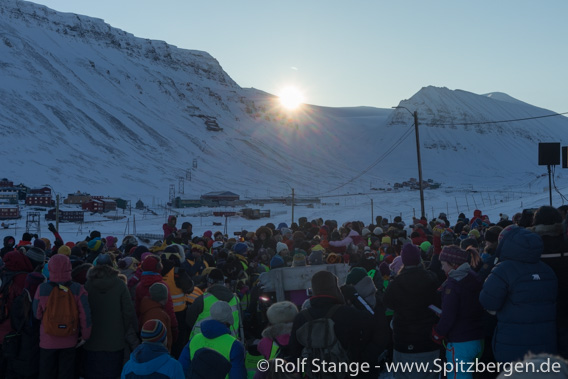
{"left": 245, "top": 352, "right": 264, "bottom": 379}
{"left": 189, "top": 333, "right": 235, "bottom": 379}
{"left": 269, "top": 341, "right": 280, "bottom": 359}
{"left": 191, "top": 293, "right": 240, "bottom": 340}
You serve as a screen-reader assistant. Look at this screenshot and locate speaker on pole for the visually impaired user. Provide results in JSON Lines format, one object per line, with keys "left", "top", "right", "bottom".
{"left": 538, "top": 142, "right": 560, "bottom": 166}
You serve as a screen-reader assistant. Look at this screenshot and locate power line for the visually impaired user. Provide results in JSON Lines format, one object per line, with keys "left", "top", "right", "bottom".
{"left": 309, "top": 124, "right": 415, "bottom": 197}
{"left": 424, "top": 111, "right": 568, "bottom": 127}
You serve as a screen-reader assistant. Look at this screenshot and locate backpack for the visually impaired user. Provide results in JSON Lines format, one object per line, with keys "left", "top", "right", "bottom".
{"left": 295, "top": 305, "right": 350, "bottom": 379}
{"left": 2, "top": 288, "right": 33, "bottom": 358}
{"left": 42, "top": 282, "right": 79, "bottom": 337}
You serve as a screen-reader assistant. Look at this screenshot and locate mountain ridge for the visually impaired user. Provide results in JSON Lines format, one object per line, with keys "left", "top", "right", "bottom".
{"left": 1, "top": 0, "right": 567, "bottom": 208}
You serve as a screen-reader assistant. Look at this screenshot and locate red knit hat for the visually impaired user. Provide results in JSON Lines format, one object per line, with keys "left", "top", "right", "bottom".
{"left": 141, "top": 256, "right": 160, "bottom": 272}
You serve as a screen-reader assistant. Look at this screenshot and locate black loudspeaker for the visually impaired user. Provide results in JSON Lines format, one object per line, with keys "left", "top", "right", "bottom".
{"left": 563, "top": 146, "right": 568, "bottom": 169}
{"left": 538, "top": 142, "right": 560, "bottom": 166}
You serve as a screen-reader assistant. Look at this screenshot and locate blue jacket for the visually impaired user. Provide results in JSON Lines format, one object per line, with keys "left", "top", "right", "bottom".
{"left": 121, "top": 342, "right": 184, "bottom": 379}
{"left": 179, "top": 319, "right": 246, "bottom": 379}
{"left": 479, "top": 226, "right": 557, "bottom": 362}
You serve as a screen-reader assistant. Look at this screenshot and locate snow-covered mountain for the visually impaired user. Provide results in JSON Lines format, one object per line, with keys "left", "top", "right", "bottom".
{"left": 1, "top": 0, "right": 567, "bottom": 210}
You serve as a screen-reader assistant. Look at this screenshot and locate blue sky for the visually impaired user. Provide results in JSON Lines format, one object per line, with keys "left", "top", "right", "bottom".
{"left": 34, "top": 0, "right": 567, "bottom": 113}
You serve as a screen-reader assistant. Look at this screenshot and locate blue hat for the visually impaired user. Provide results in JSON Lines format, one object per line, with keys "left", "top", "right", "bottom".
{"left": 233, "top": 242, "right": 248, "bottom": 255}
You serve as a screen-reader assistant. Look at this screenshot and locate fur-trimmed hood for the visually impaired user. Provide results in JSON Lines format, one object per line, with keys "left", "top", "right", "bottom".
{"left": 86, "top": 264, "right": 120, "bottom": 291}
{"left": 530, "top": 223, "right": 564, "bottom": 237}
{"left": 261, "top": 322, "right": 293, "bottom": 339}
{"left": 256, "top": 226, "right": 273, "bottom": 239}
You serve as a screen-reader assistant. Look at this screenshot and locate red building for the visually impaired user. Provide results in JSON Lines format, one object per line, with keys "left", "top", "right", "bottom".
{"left": 82, "top": 199, "right": 117, "bottom": 213}
{"left": 0, "top": 178, "right": 14, "bottom": 188}
{"left": 25, "top": 187, "right": 52, "bottom": 206}
{"left": 0, "top": 204, "right": 20, "bottom": 219}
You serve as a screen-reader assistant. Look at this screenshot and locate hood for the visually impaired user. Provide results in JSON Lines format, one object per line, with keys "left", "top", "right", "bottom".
{"left": 130, "top": 343, "right": 170, "bottom": 371}
{"left": 347, "top": 230, "right": 360, "bottom": 238}
{"left": 206, "top": 284, "right": 235, "bottom": 302}
{"left": 530, "top": 223, "right": 564, "bottom": 238}
{"left": 201, "top": 319, "right": 231, "bottom": 339}
{"left": 3, "top": 236, "right": 15, "bottom": 248}
{"left": 86, "top": 264, "right": 120, "bottom": 291}
{"left": 496, "top": 226, "right": 543, "bottom": 263}
{"left": 48, "top": 254, "right": 72, "bottom": 283}
{"left": 354, "top": 276, "right": 377, "bottom": 308}
{"left": 3, "top": 250, "right": 34, "bottom": 273}
{"left": 473, "top": 210, "right": 482, "bottom": 217}
{"left": 261, "top": 322, "right": 293, "bottom": 340}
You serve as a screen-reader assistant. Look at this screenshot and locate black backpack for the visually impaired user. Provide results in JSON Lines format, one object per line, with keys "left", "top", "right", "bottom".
{"left": 295, "top": 305, "right": 350, "bottom": 379}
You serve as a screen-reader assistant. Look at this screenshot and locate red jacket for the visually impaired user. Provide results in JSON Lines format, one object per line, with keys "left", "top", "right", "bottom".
{"left": 135, "top": 273, "right": 178, "bottom": 338}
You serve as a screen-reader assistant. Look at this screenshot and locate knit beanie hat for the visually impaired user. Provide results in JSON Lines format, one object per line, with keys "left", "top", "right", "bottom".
{"left": 141, "top": 256, "right": 160, "bottom": 272}
{"left": 361, "top": 228, "right": 371, "bottom": 237}
{"left": 141, "top": 319, "right": 167, "bottom": 343}
{"left": 95, "top": 253, "right": 113, "bottom": 267}
{"left": 311, "top": 271, "right": 344, "bottom": 303}
{"left": 460, "top": 237, "right": 479, "bottom": 250}
{"left": 58, "top": 245, "right": 71, "bottom": 256}
{"left": 439, "top": 246, "right": 470, "bottom": 266}
{"left": 441, "top": 230, "right": 455, "bottom": 246}
{"left": 210, "top": 301, "right": 234, "bottom": 325}
{"left": 270, "top": 254, "right": 285, "bottom": 269}
{"left": 381, "top": 236, "right": 391, "bottom": 245}
{"left": 484, "top": 226, "right": 503, "bottom": 244}
{"left": 308, "top": 250, "right": 323, "bottom": 265}
{"left": 389, "top": 256, "right": 403, "bottom": 274}
{"left": 33, "top": 238, "right": 46, "bottom": 251}
{"left": 345, "top": 267, "right": 368, "bottom": 285}
{"left": 401, "top": 243, "right": 421, "bottom": 266}
{"left": 373, "top": 227, "right": 383, "bottom": 236}
{"left": 233, "top": 242, "right": 248, "bottom": 255}
{"left": 207, "top": 268, "right": 225, "bottom": 285}
{"left": 468, "top": 229, "right": 481, "bottom": 240}
{"left": 266, "top": 301, "right": 298, "bottom": 325}
{"left": 149, "top": 282, "right": 169, "bottom": 303}
{"left": 378, "top": 261, "right": 390, "bottom": 277}
{"left": 276, "top": 242, "right": 289, "bottom": 255}
{"left": 25, "top": 247, "right": 46, "bottom": 265}
{"left": 87, "top": 237, "right": 104, "bottom": 253}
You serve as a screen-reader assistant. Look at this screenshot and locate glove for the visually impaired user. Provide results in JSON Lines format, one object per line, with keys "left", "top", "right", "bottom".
{"left": 431, "top": 326, "right": 445, "bottom": 345}
{"left": 48, "top": 223, "right": 57, "bottom": 233}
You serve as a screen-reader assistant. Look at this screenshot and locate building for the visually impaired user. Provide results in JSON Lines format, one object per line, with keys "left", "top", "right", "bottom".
{"left": 174, "top": 197, "right": 203, "bottom": 208}
{"left": 45, "top": 209, "right": 84, "bottom": 223}
{"left": 0, "top": 204, "right": 19, "bottom": 219}
{"left": 0, "top": 191, "right": 18, "bottom": 203}
{"left": 64, "top": 191, "right": 91, "bottom": 205}
{"left": 82, "top": 198, "right": 117, "bottom": 213}
{"left": 0, "top": 178, "right": 14, "bottom": 188}
{"left": 200, "top": 191, "right": 240, "bottom": 206}
{"left": 25, "top": 187, "right": 52, "bottom": 206}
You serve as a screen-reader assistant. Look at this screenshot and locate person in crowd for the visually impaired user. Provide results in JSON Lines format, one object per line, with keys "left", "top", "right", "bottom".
{"left": 134, "top": 255, "right": 179, "bottom": 343}
{"left": 287, "top": 271, "right": 381, "bottom": 377}
{"left": 258, "top": 301, "right": 298, "bottom": 360}
{"left": 162, "top": 215, "right": 178, "bottom": 242}
{"left": 138, "top": 282, "right": 173, "bottom": 353}
{"left": 529, "top": 205, "right": 568, "bottom": 359}
{"left": 1, "top": 235, "right": 16, "bottom": 257}
{"left": 383, "top": 243, "right": 441, "bottom": 379}
{"left": 83, "top": 253, "right": 135, "bottom": 378}
{"left": 433, "top": 246, "right": 484, "bottom": 379}
{"left": 179, "top": 301, "right": 247, "bottom": 378}
{"left": 121, "top": 319, "right": 184, "bottom": 378}
{"left": 33, "top": 254, "right": 92, "bottom": 379}
{"left": 480, "top": 225, "right": 558, "bottom": 363}
{"left": 186, "top": 268, "right": 241, "bottom": 340}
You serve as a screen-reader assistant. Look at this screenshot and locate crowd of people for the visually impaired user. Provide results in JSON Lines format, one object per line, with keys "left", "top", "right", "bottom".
{"left": 0, "top": 206, "right": 567, "bottom": 378}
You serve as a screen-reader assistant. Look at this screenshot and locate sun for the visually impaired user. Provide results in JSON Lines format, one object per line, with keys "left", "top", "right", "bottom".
{"left": 278, "top": 86, "right": 305, "bottom": 110}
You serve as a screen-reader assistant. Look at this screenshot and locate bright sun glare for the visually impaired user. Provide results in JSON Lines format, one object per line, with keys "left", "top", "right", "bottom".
{"left": 279, "top": 87, "right": 304, "bottom": 110}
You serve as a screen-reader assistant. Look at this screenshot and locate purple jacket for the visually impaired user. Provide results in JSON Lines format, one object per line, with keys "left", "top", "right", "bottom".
{"left": 32, "top": 254, "right": 92, "bottom": 349}
{"left": 434, "top": 264, "right": 483, "bottom": 343}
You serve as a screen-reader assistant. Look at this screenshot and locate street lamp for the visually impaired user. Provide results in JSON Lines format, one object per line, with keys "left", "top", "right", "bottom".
{"left": 392, "top": 106, "right": 425, "bottom": 218}
{"left": 280, "top": 181, "right": 295, "bottom": 226}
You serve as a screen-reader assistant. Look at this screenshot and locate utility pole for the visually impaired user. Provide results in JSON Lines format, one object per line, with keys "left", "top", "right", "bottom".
{"left": 56, "top": 194, "right": 60, "bottom": 232}
{"left": 392, "top": 106, "right": 425, "bottom": 218}
{"left": 370, "top": 198, "right": 374, "bottom": 225}
{"left": 291, "top": 187, "right": 295, "bottom": 227}
{"left": 414, "top": 111, "right": 425, "bottom": 218}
